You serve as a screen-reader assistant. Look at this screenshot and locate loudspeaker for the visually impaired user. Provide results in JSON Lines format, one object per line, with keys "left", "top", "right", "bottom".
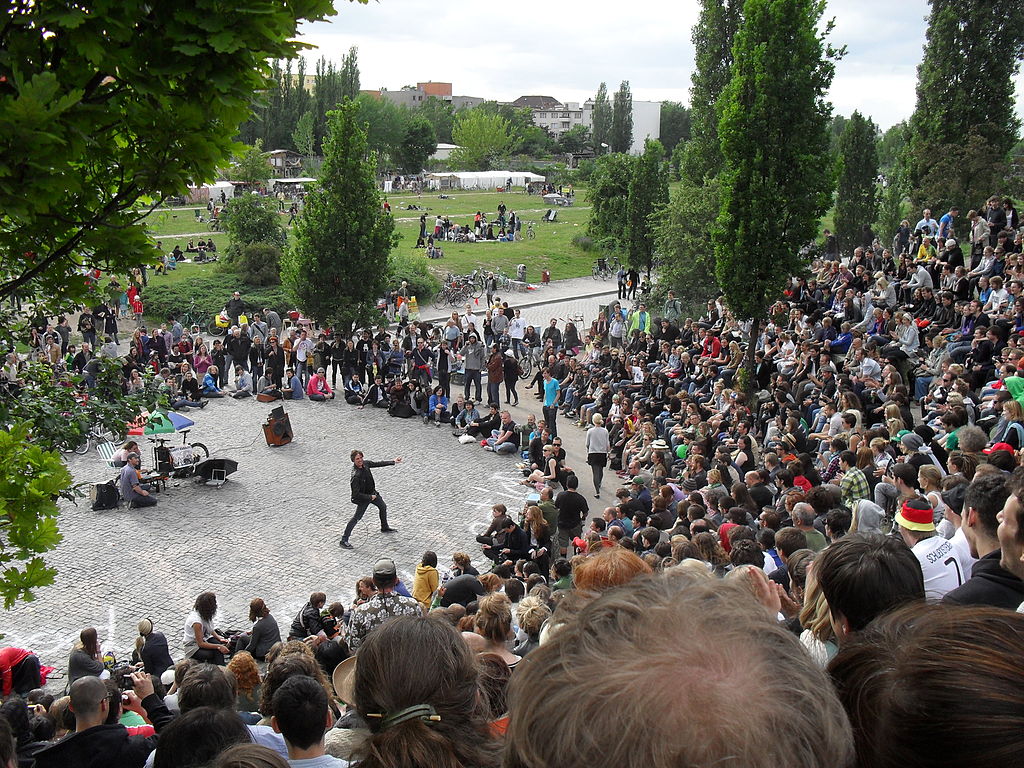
{"left": 263, "top": 410, "right": 293, "bottom": 447}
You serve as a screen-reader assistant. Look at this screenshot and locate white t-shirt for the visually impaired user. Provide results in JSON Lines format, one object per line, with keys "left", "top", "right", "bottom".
{"left": 912, "top": 535, "right": 967, "bottom": 600}
{"left": 183, "top": 610, "right": 215, "bottom": 648}
{"left": 950, "top": 526, "right": 978, "bottom": 578}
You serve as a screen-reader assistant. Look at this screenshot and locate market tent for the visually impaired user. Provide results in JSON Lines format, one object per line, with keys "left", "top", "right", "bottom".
{"left": 186, "top": 181, "right": 235, "bottom": 204}
{"left": 424, "top": 171, "right": 545, "bottom": 190}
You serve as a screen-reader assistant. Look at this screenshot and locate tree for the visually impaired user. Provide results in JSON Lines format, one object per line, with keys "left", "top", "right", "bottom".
{"left": 591, "top": 83, "right": 612, "bottom": 154}
{"left": 625, "top": 140, "right": 669, "bottom": 275}
{"left": 396, "top": 117, "right": 438, "bottom": 174}
{"left": 340, "top": 46, "right": 361, "bottom": 102}
{"left": 714, "top": 0, "right": 837, "bottom": 390}
{"left": 680, "top": 0, "right": 743, "bottom": 184}
{"left": 877, "top": 162, "right": 910, "bottom": 247}
{"left": 285, "top": 102, "right": 396, "bottom": 331}
{"left": 557, "top": 125, "right": 592, "bottom": 155}
{"left": 834, "top": 111, "right": 880, "bottom": 255}
{"left": 226, "top": 140, "right": 273, "bottom": 185}
{"left": 352, "top": 93, "right": 409, "bottom": 164}
{"left": 419, "top": 97, "right": 456, "bottom": 144}
{"left": 587, "top": 154, "right": 636, "bottom": 249}
{"left": 293, "top": 111, "right": 316, "bottom": 157}
{"left": 659, "top": 102, "right": 692, "bottom": 154}
{"left": 0, "top": 0, "right": 337, "bottom": 311}
{"left": 877, "top": 121, "right": 909, "bottom": 171}
{"left": 907, "top": 0, "right": 1024, "bottom": 208}
{"left": 611, "top": 81, "right": 634, "bottom": 154}
{"left": 655, "top": 176, "right": 723, "bottom": 315}
{"left": 312, "top": 56, "right": 344, "bottom": 153}
{"left": 450, "top": 111, "right": 514, "bottom": 171}
{"left": 221, "top": 194, "right": 287, "bottom": 258}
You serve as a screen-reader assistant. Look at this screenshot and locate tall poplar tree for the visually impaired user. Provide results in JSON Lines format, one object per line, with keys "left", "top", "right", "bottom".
{"left": 680, "top": 0, "right": 743, "bottom": 184}
{"left": 286, "top": 102, "right": 396, "bottom": 331}
{"left": 591, "top": 82, "right": 612, "bottom": 154}
{"left": 714, "top": 0, "right": 837, "bottom": 388}
{"left": 834, "top": 111, "right": 879, "bottom": 254}
{"left": 611, "top": 81, "right": 634, "bottom": 154}
{"left": 907, "top": 0, "right": 1024, "bottom": 208}
{"left": 625, "top": 140, "right": 668, "bottom": 274}
{"left": 340, "top": 45, "right": 361, "bottom": 101}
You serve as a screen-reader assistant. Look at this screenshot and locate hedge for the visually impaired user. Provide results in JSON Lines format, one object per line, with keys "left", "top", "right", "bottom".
{"left": 144, "top": 269, "right": 294, "bottom": 323}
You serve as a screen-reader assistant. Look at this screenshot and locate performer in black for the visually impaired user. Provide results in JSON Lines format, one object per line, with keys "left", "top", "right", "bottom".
{"left": 340, "top": 450, "right": 402, "bottom": 549}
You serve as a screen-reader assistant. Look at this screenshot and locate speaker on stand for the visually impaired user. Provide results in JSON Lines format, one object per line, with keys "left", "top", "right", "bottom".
{"left": 263, "top": 406, "right": 293, "bottom": 447}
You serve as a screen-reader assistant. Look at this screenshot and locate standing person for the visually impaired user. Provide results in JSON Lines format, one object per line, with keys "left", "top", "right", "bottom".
{"left": 502, "top": 350, "right": 520, "bottom": 406}
{"left": 77, "top": 308, "right": 97, "bottom": 349}
{"left": 486, "top": 345, "right": 504, "bottom": 405}
{"left": 616, "top": 264, "right": 627, "bottom": 300}
{"left": 555, "top": 474, "right": 589, "bottom": 556}
{"left": 462, "top": 335, "right": 484, "bottom": 402}
{"left": 340, "top": 451, "right": 402, "bottom": 549}
{"left": 225, "top": 291, "right": 245, "bottom": 327}
{"left": 542, "top": 368, "right": 561, "bottom": 438}
{"left": 585, "top": 413, "right": 610, "bottom": 498}
{"left": 627, "top": 268, "right": 640, "bottom": 300}
{"left": 293, "top": 329, "right": 314, "bottom": 387}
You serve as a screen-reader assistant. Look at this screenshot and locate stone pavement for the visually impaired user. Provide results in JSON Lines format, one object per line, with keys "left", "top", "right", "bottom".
{"left": 1, "top": 289, "right": 624, "bottom": 675}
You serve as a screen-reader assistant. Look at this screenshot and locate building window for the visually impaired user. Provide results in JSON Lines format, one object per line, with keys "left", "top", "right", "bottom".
{"left": 538, "top": 112, "right": 547, "bottom": 118}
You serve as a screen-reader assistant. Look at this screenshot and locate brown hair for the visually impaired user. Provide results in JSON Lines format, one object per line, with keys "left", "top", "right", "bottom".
{"left": 248, "top": 598, "right": 269, "bottom": 623}
{"left": 259, "top": 650, "right": 332, "bottom": 718}
{"left": 829, "top": 603, "right": 1024, "bottom": 768}
{"left": 505, "top": 575, "right": 853, "bottom": 768}
{"left": 474, "top": 593, "right": 513, "bottom": 644}
{"left": 354, "top": 616, "right": 499, "bottom": 768}
{"left": 573, "top": 547, "right": 652, "bottom": 593}
{"left": 214, "top": 744, "right": 290, "bottom": 768}
{"left": 479, "top": 573, "right": 503, "bottom": 593}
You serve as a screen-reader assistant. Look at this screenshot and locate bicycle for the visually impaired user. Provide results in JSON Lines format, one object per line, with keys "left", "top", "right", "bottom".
{"left": 67, "top": 423, "right": 126, "bottom": 455}
{"left": 524, "top": 221, "right": 536, "bottom": 240}
{"left": 592, "top": 258, "right": 613, "bottom": 280}
{"left": 151, "top": 429, "right": 210, "bottom": 478}
{"left": 179, "top": 299, "right": 207, "bottom": 335}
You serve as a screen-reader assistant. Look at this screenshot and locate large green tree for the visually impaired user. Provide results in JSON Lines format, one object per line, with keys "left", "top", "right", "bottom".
{"left": 834, "top": 111, "right": 880, "bottom": 254}
{"left": 659, "top": 102, "right": 692, "bottom": 155}
{"left": 397, "top": 117, "right": 438, "bottom": 174}
{"left": 340, "top": 46, "right": 361, "bottom": 101}
{"left": 450, "top": 111, "right": 514, "bottom": 170}
{"left": 226, "top": 139, "right": 273, "bottom": 185}
{"left": 680, "top": 0, "right": 744, "bottom": 184}
{"left": 654, "top": 176, "right": 723, "bottom": 315}
{"left": 907, "top": 0, "right": 1024, "bottom": 209}
{"left": 419, "top": 97, "right": 456, "bottom": 144}
{"left": 292, "top": 111, "right": 316, "bottom": 158}
{"left": 714, "top": 0, "right": 837, "bottom": 388}
{"left": 221, "top": 194, "right": 287, "bottom": 262}
{"left": 625, "top": 140, "right": 669, "bottom": 274}
{"left": 0, "top": 0, "right": 337, "bottom": 311}
{"left": 591, "top": 83, "right": 612, "bottom": 154}
{"left": 587, "top": 154, "right": 636, "bottom": 249}
{"left": 611, "top": 81, "right": 634, "bottom": 154}
{"left": 286, "top": 102, "right": 395, "bottom": 331}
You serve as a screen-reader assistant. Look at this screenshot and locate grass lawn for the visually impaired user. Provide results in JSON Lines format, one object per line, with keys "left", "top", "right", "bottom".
{"left": 143, "top": 189, "right": 602, "bottom": 282}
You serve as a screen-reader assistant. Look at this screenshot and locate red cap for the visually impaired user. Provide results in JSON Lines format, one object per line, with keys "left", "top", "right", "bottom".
{"left": 983, "top": 442, "right": 1015, "bottom": 455}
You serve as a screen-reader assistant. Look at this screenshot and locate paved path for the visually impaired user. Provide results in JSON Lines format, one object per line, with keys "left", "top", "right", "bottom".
{"left": 2, "top": 290, "right": 622, "bottom": 673}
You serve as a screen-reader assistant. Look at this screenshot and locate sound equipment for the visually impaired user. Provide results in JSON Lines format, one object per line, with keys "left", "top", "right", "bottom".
{"left": 263, "top": 408, "right": 293, "bottom": 447}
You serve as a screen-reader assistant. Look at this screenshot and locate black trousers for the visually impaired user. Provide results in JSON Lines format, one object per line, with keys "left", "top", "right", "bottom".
{"left": 343, "top": 495, "right": 389, "bottom": 542}
{"left": 10, "top": 654, "right": 41, "bottom": 695}
{"left": 543, "top": 405, "right": 558, "bottom": 437}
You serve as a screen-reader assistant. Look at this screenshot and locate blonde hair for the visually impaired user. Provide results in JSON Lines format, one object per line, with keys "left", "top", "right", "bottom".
{"left": 918, "top": 465, "right": 942, "bottom": 490}
{"left": 799, "top": 570, "right": 835, "bottom": 644}
{"left": 475, "top": 592, "right": 513, "bottom": 643}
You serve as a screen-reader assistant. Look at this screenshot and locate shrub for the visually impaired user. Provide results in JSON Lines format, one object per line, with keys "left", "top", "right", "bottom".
{"left": 144, "top": 270, "right": 293, "bottom": 322}
{"left": 235, "top": 242, "right": 282, "bottom": 286}
{"left": 571, "top": 235, "right": 598, "bottom": 253}
{"left": 388, "top": 251, "right": 441, "bottom": 300}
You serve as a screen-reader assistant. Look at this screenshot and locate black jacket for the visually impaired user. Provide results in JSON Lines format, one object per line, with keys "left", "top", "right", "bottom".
{"left": 289, "top": 602, "right": 326, "bottom": 639}
{"left": 942, "top": 550, "right": 1024, "bottom": 610}
{"left": 139, "top": 631, "right": 174, "bottom": 677}
{"left": 350, "top": 460, "right": 394, "bottom": 504}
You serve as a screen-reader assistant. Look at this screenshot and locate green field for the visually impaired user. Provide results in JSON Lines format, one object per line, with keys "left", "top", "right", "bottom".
{"left": 142, "top": 189, "right": 600, "bottom": 283}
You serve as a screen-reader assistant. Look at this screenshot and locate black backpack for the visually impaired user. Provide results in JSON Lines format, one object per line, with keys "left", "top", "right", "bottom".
{"left": 91, "top": 480, "right": 121, "bottom": 511}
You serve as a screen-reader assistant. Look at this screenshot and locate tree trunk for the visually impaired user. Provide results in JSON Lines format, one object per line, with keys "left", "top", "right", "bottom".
{"left": 740, "top": 316, "right": 761, "bottom": 398}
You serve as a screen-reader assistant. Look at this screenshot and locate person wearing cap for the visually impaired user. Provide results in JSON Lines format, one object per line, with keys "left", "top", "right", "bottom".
{"left": 942, "top": 473, "right": 1024, "bottom": 609}
{"left": 628, "top": 475, "right": 653, "bottom": 514}
{"left": 119, "top": 452, "right": 156, "bottom": 509}
{"left": 896, "top": 497, "right": 968, "bottom": 600}
{"left": 340, "top": 451, "right": 402, "bottom": 549}
{"left": 347, "top": 559, "right": 422, "bottom": 651}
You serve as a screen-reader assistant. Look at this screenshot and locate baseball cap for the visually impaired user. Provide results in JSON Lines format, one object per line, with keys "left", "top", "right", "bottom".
{"left": 372, "top": 558, "right": 397, "bottom": 580}
{"left": 630, "top": 476, "right": 645, "bottom": 485}
{"left": 895, "top": 498, "right": 935, "bottom": 532}
{"left": 983, "top": 442, "right": 1014, "bottom": 455}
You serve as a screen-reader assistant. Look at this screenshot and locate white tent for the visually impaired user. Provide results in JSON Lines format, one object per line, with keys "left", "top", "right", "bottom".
{"left": 186, "top": 181, "right": 235, "bottom": 204}
{"left": 424, "top": 170, "right": 545, "bottom": 190}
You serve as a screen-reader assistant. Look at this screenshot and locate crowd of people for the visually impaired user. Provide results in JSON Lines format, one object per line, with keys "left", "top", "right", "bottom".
{"left": 4, "top": 196, "right": 1024, "bottom": 766}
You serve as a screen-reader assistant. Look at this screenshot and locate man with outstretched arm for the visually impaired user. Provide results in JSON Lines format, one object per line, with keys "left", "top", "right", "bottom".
{"left": 341, "top": 450, "right": 402, "bottom": 549}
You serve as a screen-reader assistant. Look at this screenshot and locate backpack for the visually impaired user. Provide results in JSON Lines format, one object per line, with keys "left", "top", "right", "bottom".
{"left": 90, "top": 480, "right": 121, "bottom": 511}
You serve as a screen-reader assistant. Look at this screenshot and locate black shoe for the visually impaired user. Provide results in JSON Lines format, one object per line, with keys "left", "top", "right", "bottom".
{"left": 198, "top": 401, "right": 208, "bottom": 409}
{"left": 381, "top": 527, "right": 398, "bottom": 533}
{"left": 339, "top": 540, "right": 353, "bottom": 549}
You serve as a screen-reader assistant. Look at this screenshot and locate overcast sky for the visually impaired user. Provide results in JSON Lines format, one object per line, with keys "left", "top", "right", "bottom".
{"left": 297, "top": 0, "right": 1023, "bottom": 131}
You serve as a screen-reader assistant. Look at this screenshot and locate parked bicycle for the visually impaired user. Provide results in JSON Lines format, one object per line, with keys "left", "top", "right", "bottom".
{"left": 524, "top": 221, "right": 536, "bottom": 240}
{"left": 179, "top": 299, "right": 207, "bottom": 334}
{"left": 592, "top": 257, "right": 613, "bottom": 280}
{"left": 67, "top": 423, "right": 126, "bottom": 455}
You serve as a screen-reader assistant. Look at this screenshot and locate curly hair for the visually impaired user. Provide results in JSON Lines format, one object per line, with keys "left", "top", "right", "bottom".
{"left": 226, "top": 652, "right": 261, "bottom": 696}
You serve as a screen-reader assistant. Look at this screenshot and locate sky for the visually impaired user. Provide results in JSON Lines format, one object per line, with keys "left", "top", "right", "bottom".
{"left": 297, "top": 0, "right": 1023, "bottom": 131}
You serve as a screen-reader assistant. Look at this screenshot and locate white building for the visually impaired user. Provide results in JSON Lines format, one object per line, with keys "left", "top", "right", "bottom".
{"left": 530, "top": 99, "right": 661, "bottom": 155}
{"left": 431, "top": 143, "right": 460, "bottom": 161}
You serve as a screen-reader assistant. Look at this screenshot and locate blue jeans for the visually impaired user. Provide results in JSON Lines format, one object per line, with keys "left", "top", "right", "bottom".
{"left": 914, "top": 375, "right": 933, "bottom": 401}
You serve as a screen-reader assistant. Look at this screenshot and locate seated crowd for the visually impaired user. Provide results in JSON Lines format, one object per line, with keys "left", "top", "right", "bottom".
{"left": 4, "top": 200, "right": 1024, "bottom": 766}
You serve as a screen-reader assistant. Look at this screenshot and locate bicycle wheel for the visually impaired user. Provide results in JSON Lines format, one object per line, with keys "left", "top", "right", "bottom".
{"left": 592, "top": 265, "right": 600, "bottom": 280}
{"left": 432, "top": 290, "right": 447, "bottom": 310}
{"left": 73, "top": 435, "right": 92, "bottom": 455}
{"left": 191, "top": 442, "right": 210, "bottom": 460}
{"left": 518, "top": 355, "right": 533, "bottom": 381}
{"left": 209, "top": 324, "right": 226, "bottom": 337}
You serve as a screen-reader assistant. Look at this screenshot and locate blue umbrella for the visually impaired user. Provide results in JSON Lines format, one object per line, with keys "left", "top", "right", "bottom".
{"left": 167, "top": 412, "right": 195, "bottom": 432}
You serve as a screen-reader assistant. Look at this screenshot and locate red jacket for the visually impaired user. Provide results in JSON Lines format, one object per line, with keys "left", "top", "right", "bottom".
{"left": 0, "top": 647, "right": 32, "bottom": 696}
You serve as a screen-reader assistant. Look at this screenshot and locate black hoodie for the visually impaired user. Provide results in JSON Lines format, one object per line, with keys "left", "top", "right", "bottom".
{"left": 33, "top": 723, "right": 156, "bottom": 768}
{"left": 942, "top": 550, "right": 1024, "bottom": 610}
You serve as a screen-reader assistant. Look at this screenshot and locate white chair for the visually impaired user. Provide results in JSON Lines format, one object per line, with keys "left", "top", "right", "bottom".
{"left": 96, "top": 441, "right": 118, "bottom": 469}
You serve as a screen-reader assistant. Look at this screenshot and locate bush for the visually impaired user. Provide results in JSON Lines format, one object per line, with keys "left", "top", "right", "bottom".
{"left": 235, "top": 242, "right": 282, "bottom": 286}
{"left": 144, "top": 269, "right": 293, "bottom": 322}
{"left": 571, "top": 235, "right": 599, "bottom": 253}
{"left": 388, "top": 251, "right": 441, "bottom": 301}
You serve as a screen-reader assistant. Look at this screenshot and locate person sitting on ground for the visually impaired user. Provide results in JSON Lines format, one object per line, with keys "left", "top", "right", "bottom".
{"left": 288, "top": 592, "right": 327, "bottom": 641}
{"left": 68, "top": 626, "right": 105, "bottom": 685}
{"left": 134, "top": 619, "right": 174, "bottom": 678}
{"left": 119, "top": 451, "right": 157, "bottom": 509}
{"left": 484, "top": 409, "right": 519, "bottom": 454}
{"left": 462, "top": 592, "right": 521, "bottom": 668}
{"left": 202, "top": 365, "right": 224, "bottom": 398}
{"left": 344, "top": 373, "right": 365, "bottom": 405}
{"left": 231, "top": 365, "right": 253, "bottom": 399}
{"left": 270, "top": 675, "right": 346, "bottom": 766}
{"left": 306, "top": 367, "right": 335, "bottom": 401}
{"left": 234, "top": 598, "right": 281, "bottom": 662}
{"left": 282, "top": 367, "right": 304, "bottom": 400}
{"left": 347, "top": 559, "right": 423, "bottom": 651}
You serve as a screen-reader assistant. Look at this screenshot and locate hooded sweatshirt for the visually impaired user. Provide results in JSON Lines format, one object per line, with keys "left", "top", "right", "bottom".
{"left": 941, "top": 550, "right": 1024, "bottom": 610}
{"left": 412, "top": 564, "right": 439, "bottom": 610}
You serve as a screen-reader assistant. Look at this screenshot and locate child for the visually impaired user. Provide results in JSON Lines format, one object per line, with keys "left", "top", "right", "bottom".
{"left": 131, "top": 294, "right": 144, "bottom": 326}
{"left": 412, "top": 551, "right": 439, "bottom": 611}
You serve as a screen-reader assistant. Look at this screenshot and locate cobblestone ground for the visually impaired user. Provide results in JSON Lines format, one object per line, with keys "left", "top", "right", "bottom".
{"left": 2, "top": 289, "right": 619, "bottom": 673}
